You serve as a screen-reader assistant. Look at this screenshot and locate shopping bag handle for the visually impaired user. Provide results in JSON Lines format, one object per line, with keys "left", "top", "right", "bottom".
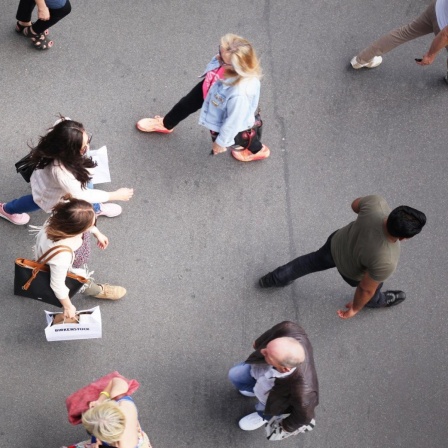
{"left": 23, "top": 245, "right": 74, "bottom": 291}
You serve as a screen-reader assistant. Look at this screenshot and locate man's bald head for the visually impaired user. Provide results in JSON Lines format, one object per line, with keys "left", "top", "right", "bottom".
{"left": 260, "top": 337, "right": 305, "bottom": 373}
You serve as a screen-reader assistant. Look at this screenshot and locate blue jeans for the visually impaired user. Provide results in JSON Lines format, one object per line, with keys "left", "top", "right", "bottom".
{"left": 228, "top": 362, "right": 256, "bottom": 393}
{"left": 268, "top": 232, "right": 387, "bottom": 307}
{"left": 3, "top": 185, "right": 101, "bottom": 215}
{"left": 228, "top": 362, "right": 270, "bottom": 418}
{"left": 3, "top": 194, "right": 40, "bottom": 214}
{"left": 87, "top": 181, "right": 101, "bottom": 213}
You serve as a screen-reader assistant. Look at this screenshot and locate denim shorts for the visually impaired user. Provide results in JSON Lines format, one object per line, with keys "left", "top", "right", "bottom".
{"left": 45, "top": 0, "right": 66, "bottom": 9}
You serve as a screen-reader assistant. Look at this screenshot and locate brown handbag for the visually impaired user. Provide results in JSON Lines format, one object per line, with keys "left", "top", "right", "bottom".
{"left": 14, "top": 245, "right": 89, "bottom": 308}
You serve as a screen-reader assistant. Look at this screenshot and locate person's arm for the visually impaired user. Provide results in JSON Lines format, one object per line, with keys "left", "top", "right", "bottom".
{"left": 351, "top": 197, "right": 362, "bottom": 214}
{"left": 280, "top": 392, "right": 317, "bottom": 433}
{"left": 337, "top": 272, "right": 379, "bottom": 319}
{"left": 107, "top": 187, "right": 134, "bottom": 202}
{"left": 35, "top": 0, "right": 50, "bottom": 21}
{"left": 48, "top": 256, "right": 77, "bottom": 318}
{"left": 89, "top": 226, "right": 109, "bottom": 249}
{"left": 89, "top": 377, "right": 129, "bottom": 408}
{"left": 56, "top": 167, "right": 133, "bottom": 203}
{"left": 416, "top": 25, "right": 448, "bottom": 66}
{"left": 59, "top": 297, "right": 76, "bottom": 319}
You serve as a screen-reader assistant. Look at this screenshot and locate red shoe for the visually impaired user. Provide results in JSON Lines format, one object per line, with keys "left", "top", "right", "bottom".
{"left": 136, "top": 116, "right": 173, "bottom": 134}
{"left": 232, "top": 145, "right": 270, "bottom": 162}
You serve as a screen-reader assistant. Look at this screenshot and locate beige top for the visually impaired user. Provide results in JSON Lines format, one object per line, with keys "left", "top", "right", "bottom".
{"left": 331, "top": 195, "right": 400, "bottom": 282}
{"left": 30, "top": 161, "right": 109, "bottom": 212}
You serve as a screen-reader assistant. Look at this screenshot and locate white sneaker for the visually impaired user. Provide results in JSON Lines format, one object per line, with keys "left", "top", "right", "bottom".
{"left": 96, "top": 203, "right": 122, "bottom": 218}
{"left": 239, "top": 390, "right": 256, "bottom": 397}
{"left": 351, "top": 55, "right": 382, "bottom": 69}
{"left": 0, "top": 203, "right": 30, "bottom": 225}
{"left": 238, "top": 412, "right": 266, "bottom": 431}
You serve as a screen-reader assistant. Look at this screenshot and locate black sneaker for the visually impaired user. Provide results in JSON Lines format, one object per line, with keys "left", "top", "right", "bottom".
{"left": 259, "top": 273, "right": 293, "bottom": 288}
{"left": 384, "top": 290, "right": 406, "bottom": 307}
{"left": 259, "top": 273, "right": 275, "bottom": 288}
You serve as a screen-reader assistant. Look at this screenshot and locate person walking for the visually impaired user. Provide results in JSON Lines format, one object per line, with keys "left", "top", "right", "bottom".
{"left": 136, "top": 33, "right": 270, "bottom": 162}
{"left": 259, "top": 195, "right": 426, "bottom": 319}
{"left": 15, "top": 0, "right": 72, "bottom": 50}
{"left": 79, "top": 377, "right": 152, "bottom": 448}
{"left": 228, "top": 321, "right": 318, "bottom": 438}
{"left": 350, "top": 0, "right": 448, "bottom": 82}
{"left": 35, "top": 196, "right": 127, "bottom": 319}
{"left": 0, "top": 117, "right": 133, "bottom": 225}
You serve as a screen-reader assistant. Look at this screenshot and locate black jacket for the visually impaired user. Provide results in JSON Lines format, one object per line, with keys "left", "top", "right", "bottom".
{"left": 245, "top": 321, "right": 319, "bottom": 432}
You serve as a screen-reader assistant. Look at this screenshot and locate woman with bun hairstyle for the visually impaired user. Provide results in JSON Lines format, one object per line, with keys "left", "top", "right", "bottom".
{"left": 35, "top": 196, "right": 126, "bottom": 319}
{"left": 0, "top": 117, "right": 133, "bottom": 225}
{"left": 137, "top": 33, "right": 270, "bottom": 163}
{"left": 79, "top": 377, "right": 152, "bottom": 448}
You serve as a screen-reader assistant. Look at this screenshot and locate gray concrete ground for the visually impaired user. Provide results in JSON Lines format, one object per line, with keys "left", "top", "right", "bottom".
{"left": 0, "top": 0, "right": 447, "bottom": 447}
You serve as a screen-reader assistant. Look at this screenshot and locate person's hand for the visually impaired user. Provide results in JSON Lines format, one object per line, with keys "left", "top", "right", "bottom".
{"left": 37, "top": 5, "right": 50, "bottom": 20}
{"left": 337, "top": 301, "right": 359, "bottom": 319}
{"left": 416, "top": 54, "right": 436, "bottom": 66}
{"left": 63, "top": 303, "right": 77, "bottom": 319}
{"left": 114, "top": 188, "right": 134, "bottom": 201}
{"left": 84, "top": 441, "right": 100, "bottom": 448}
{"left": 212, "top": 142, "right": 227, "bottom": 155}
{"left": 95, "top": 232, "right": 109, "bottom": 249}
{"left": 89, "top": 399, "right": 103, "bottom": 409}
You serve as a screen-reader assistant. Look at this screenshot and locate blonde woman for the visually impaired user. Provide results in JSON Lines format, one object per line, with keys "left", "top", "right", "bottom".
{"left": 35, "top": 196, "right": 126, "bottom": 319}
{"left": 137, "top": 33, "right": 270, "bottom": 162}
{"left": 81, "top": 377, "right": 152, "bottom": 448}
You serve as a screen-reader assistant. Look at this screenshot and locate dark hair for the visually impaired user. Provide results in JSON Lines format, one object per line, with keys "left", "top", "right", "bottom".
{"left": 30, "top": 117, "right": 97, "bottom": 188}
{"left": 46, "top": 195, "right": 95, "bottom": 242}
{"left": 386, "top": 206, "right": 426, "bottom": 238}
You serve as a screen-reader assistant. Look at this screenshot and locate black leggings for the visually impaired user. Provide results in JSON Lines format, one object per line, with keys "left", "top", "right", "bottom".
{"left": 163, "top": 81, "right": 263, "bottom": 154}
{"left": 16, "top": 0, "right": 72, "bottom": 34}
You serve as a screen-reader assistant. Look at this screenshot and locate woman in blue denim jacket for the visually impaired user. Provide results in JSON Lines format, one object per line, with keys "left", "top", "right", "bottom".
{"left": 137, "top": 33, "right": 270, "bottom": 162}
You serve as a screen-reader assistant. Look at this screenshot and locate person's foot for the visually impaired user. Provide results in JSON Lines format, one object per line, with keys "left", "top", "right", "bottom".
{"left": 136, "top": 116, "right": 173, "bottom": 134}
{"left": 23, "top": 26, "right": 53, "bottom": 50}
{"left": 259, "top": 273, "right": 292, "bottom": 288}
{"left": 384, "top": 290, "right": 406, "bottom": 307}
{"left": 239, "top": 390, "right": 256, "bottom": 397}
{"left": 232, "top": 145, "right": 270, "bottom": 162}
{"left": 350, "top": 55, "right": 382, "bottom": 69}
{"left": 97, "top": 203, "right": 122, "bottom": 218}
{"left": 93, "top": 284, "right": 127, "bottom": 300}
{"left": 16, "top": 21, "right": 49, "bottom": 36}
{"left": 0, "top": 203, "right": 30, "bottom": 225}
{"left": 238, "top": 412, "right": 267, "bottom": 431}
{"left": 259, "top": 272, "right": 275, "bottom": 288}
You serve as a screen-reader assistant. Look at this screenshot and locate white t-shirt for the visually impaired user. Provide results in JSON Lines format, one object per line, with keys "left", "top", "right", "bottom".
{"left": 436, "top": 0, "right": 448, "bottom": 29}
{"left": 251, "top": 365, "right": 296, "bottom": 406}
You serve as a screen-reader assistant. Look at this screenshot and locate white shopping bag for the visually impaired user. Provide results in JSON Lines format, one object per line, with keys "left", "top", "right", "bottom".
{"left": 265, "top": 414, "right": 315, "bottom": 441}
{"left": 45, "top": 306, "right": 102, "bottom": 342}
{"left": 89, "top": 146, "right": 111, "bottom": 184}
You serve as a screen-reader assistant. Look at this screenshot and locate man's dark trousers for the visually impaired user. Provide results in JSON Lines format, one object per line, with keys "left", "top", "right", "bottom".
{"left": 266, "top": 232, "right": 387, "bottom": 308}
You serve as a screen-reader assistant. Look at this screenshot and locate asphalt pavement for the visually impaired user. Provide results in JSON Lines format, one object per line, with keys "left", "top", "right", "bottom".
{"left": 0, "top": 1, "right": 447, "bottom": 447}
